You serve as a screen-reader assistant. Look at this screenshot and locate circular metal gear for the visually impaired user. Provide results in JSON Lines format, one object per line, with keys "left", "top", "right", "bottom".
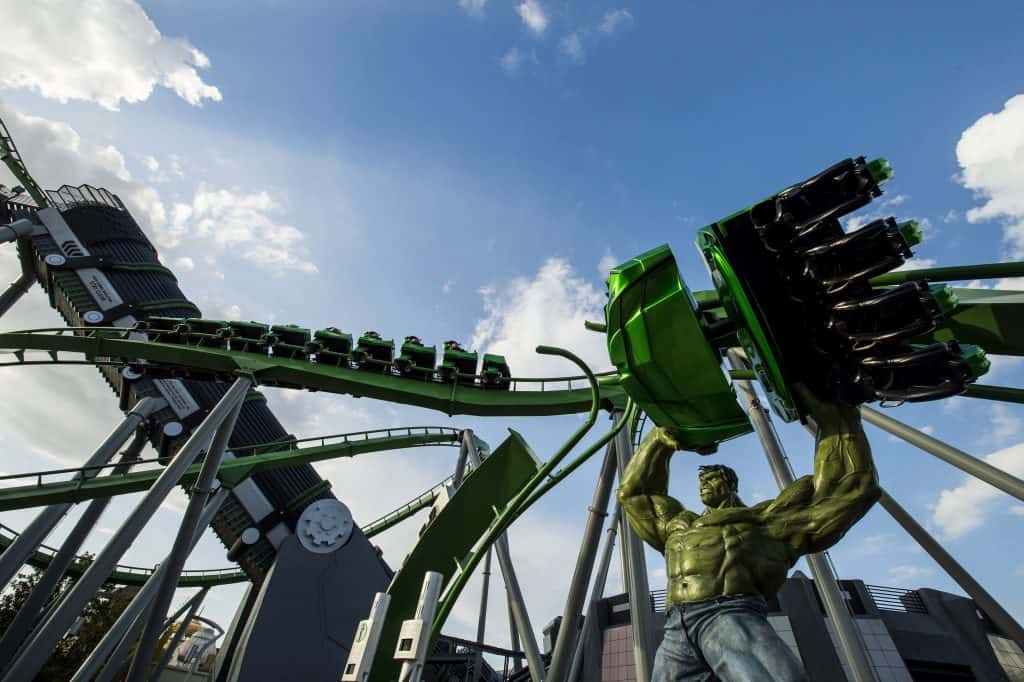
{"left": 297, "top": 499, "right": 353, "bottom": 554}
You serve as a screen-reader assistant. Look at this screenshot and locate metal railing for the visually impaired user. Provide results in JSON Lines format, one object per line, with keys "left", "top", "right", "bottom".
{"left": 866, "top": 584, "right": 927, "bottom": 613}
{"left": 45, "top": 184, "right": 125, "bottom": 212}
{"left": 0, "top": 426, "right": 460, "bottom": 490}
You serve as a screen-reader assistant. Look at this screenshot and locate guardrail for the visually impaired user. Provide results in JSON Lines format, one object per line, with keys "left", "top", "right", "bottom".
{"left": 866, "top": 584, "right": 928, "bottom": 613}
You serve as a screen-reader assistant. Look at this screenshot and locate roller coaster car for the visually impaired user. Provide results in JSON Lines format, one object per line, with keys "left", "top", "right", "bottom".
{"left": 395, "top": 336, "right": 436, "bottom": 378}
{"left": 183, "top": 318, "right": 232, "bottom": 348}
{"left": 697, "top": 156, "right": 989, "bottom": 420}
{"left": 604, "top": 246, "right": 752, "bottom": 454}
{"left": 352, "top": 331, "right": 394, "bottom": 370}
{"left": 265, "top": 324, "right": 311, "bottom": 360}
{"left": 438, "top": 341, "right": 478, "bottom": 386}
{"left": 311, "top": 327, "right": 353, "bottom": 366}
{"left": 481, "top": 353, "right": 511, "bottom": 390}
{"left": 133, "top": 316, "right": 188, "bottom": 344}
{"left": 228, "top": 321, "right": 270, "bottom": 353}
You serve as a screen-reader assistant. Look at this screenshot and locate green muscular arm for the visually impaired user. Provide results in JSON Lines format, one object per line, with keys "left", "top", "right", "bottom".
{"left": 616, "top": 427, "right": 690, "bottom": 553}
{"left": 764, "top": 388, "right": 881, "bottom": 559}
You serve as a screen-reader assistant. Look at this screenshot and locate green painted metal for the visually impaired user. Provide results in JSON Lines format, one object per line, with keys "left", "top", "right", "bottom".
{"left": 921, "top": 288, "right": 1024, "bottom": 357}
{"left": 604, "top": 245, "right": 751, "bottom": 452}
{"left": 0, "top": 523, "right": 246, "bottom": 588}
{"left": 871, "top": 261, "right": 1024, "bottom": 286}
{"left": 370, "top": 430, "right": 540, "bottom": 682}
{"left": 963, "top": 383, "right": 1024, "bottom": 405}
{"left": 0, "top": 115, "right": 48, "bottom": 207}
{"left": 0, "top": 329, "right": 626, "bottom": 415}
{"left": 0, "top": 427, "right": 460, "bottom": 511}
{"left": 698, "top": 227, "right": 798, "bottom": 421}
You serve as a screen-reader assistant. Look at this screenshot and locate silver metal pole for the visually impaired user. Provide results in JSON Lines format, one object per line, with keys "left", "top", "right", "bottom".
{"left": 879, "top": 489, "right": 1024, "bottom": 648}
{"left": 0, "top": 397, "right": 164, "bottom": 591}
{"left": 462, "top": 430, "right": 545, "bottom": 682}
{"left": 862, "top": 406, "right": 1024, "bottom": 503}
{"left": 152, "top": 587, "right": 210, "bottom": 674}
{"left": 470, "top": 548, "right": 493, "bottom": 682}
{"left": 70, "top": 487, "right": 229, "bottom": 682}
{"left": 126, "top": 380, "right": 248, "bottom": 682}
{"left": 568, "top": 505, "right": 621, "bottom": 682}
{"left": 95, "top": 584, "right": 210, "bottom": 682}
{"left": 0, "top": 271, "right": 33, "bottom": 317}
{"left": 508, "top": 593, "right": 522, "bottom": 672}
{"left": 613, "top": 421, "right": 655, "bottom": 682}
{"left": 728, "top": 350, "right": 877, "bottom": 682}
{"left": 0, "top": 218, "right": 34, "bottom": 244}
{"left": 548, "top": 442, "right": 619, "bottom": 682}
{"left": 453, "top": 435, "right": 470, "bottom": 488}
{"left": 0, "top": 428, "right": 150, "bottom": 667}
{"left": 3, "top": 379, "right": 247, "bottom": 682}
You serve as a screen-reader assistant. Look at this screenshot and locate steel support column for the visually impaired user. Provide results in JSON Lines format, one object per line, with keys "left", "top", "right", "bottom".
{"left": 3, "top": 378, "right": 248, "bottom": 682}
{"left": 463, "top": 430, "right": 545, "bottom": 682}
{"left": 862, "top": 406, "right": 1024, "bottom": 502}
{"left": 126, "top": 379, "right": 249, "bottom": 682}
{"left": 568, "top": 504, "right": 621, "bottom": 682}
{"left": 879, "top": 489, "right": 1024, "bottom": 648}
{"left": 0, "top": 396, "right": 165, "bottom": 591}
{"left": 470, "top": 548, "right": 492, "bottom": 682}
{"left": 728, "top": 351, "right": 877, "bottom": 682}
{"left": 548, "top": 441, "right": 619, "bottom": 682}
{"left": 152, "top": 587, "right": 211, "bottom": 674}
{"left": 0, "top": 428, "right": 150, "bottom": 667}
{"left": 613, "top": 420, "right": 655, "bottom": 682}
{"left": 70, "top": 487, "right": 230, "bottom": 682}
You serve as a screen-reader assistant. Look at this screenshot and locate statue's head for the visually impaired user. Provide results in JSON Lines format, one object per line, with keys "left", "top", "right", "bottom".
{"left": 698, "top": 464, "right": 742, "bottom": 509}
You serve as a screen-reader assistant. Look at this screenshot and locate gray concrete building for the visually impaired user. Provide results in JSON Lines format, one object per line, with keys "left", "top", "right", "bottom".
{"left": 564, "top": 573, "right": 1024, "bottom": 681}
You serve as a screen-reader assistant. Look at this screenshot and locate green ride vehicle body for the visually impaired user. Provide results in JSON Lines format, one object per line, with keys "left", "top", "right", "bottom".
{"left": 604, "top": 245, "right": 751, "bottom": 453}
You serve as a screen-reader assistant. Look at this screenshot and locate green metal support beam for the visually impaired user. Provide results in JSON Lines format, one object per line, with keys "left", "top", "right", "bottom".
{"left": 0, "top": 428, "right": 460, "bottom": 511}
{"left": 870, "top": 261, "right": 1024, "bottom": 286}
{"left": 925, "top": 288, "right": 1024, "bottom": 357}
{"left": 0, "top": 330, "right": 626, "bottom": 416}
{"left": 0, "top": 524, "right": 247, "bottom": 588}
{"left": 963, "top": 383, "right": 1024, "bottom": 405}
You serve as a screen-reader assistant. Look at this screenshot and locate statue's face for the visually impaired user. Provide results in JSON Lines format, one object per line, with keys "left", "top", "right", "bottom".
{"left": 699, "top": 469, "right": 735, "bottom": 507}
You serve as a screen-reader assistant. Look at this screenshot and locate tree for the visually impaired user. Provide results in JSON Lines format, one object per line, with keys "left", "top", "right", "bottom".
{"left": 0, "top": 559, "right": 136, "bottom": 681}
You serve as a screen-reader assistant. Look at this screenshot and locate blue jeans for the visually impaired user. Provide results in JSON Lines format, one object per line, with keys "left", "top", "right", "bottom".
{"left": 652, "top": 594, "right": 807, "bottom": 682}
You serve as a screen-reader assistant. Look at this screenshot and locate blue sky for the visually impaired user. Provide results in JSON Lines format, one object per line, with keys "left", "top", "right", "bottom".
{"left": 1, "top": 0, "right": 1023, "bottom": 657}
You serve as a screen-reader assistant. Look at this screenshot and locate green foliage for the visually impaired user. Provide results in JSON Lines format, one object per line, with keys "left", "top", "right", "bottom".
{"left": 0, "top": 560, "right": 135, "bottom": 681}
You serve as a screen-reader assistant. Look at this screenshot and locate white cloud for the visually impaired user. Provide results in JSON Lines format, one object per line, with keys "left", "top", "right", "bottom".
{"left": 1, "top": 0, "right": 221, "bottom": 110}
{"left": 458, "top": 0, "right": 488, "bottom": 16}
{"left": 989, "top": 404, "right": 1023, "bottom": 447}
{"left": 142, "top": 155, "right": 160, "bottom": 174}
{"left": 1011, "top": 505, "right": 1024, "bottom": 516}
{"left": 516, "top": 0, "right": 549, "bottom": 36}
{"left": 500, "top": 47, "right": 525, "bottom": 75}
{"left": 174, "top": 256, "right": 195, "bottom": 271}
{"left": 943, "top": 209, "right": 960, "bottom": 224}
{"left": 888, "top": 564, "right": 934, "bottom": 585}
{"left": 442, "top": 279, "right": 455, "bottom": 295}
{"left": 956, "top": 94, "right": 1024, "bottom": 257}
{"left": 597, "top": 250, "right": 618, "bottom": 279}
{"left": 883, "top": 194, "right": 908, "bottom": 207}
{"left": 559, "top": 32, "right": 585, "bottom": 63}
{"left": 471, "top": 258, "right": 611, "bottom": 377}
{"left": 163, "top": 186, "right": 318, "bottom": 274}
{"left": 893, "top": 257, "right": 937, "bottom": 272}
{"left": 0, "top": 101, "right": 169, "bottom": 236}
{"left": 930, "top": 440, "right": 1024, "bottom": 538}
{"left": 599, "top": 8, "right": 634, "bottom": 34}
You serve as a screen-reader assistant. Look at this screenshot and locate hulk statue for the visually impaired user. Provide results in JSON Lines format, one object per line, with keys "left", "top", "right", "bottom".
{"left": 618, "top": 387, "right": 881, "bottom": 681}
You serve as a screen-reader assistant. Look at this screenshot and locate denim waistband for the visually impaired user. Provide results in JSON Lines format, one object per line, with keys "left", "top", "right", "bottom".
{"left": 666, "top": 593, "right": 766, "bottom": 613}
